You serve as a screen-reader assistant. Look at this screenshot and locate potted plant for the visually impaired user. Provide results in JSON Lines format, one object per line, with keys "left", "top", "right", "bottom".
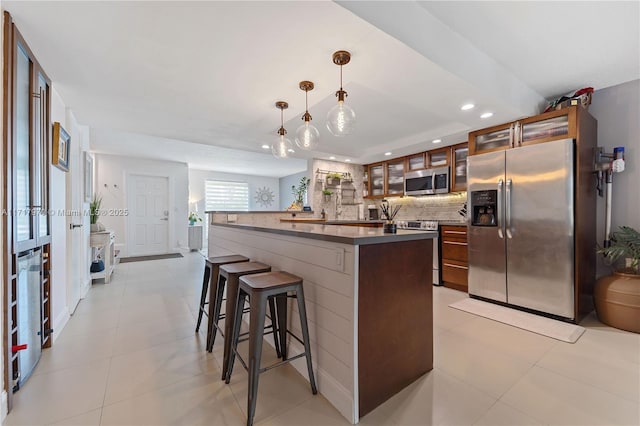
{"left": 89, "top": 193, "right": 102, "bottom": 232}
{"left": 322, "top": 189, "right": 333, "bottom": 203}
{"left": 595, "top": 226, "right": 640, "bottom": 333}
{"left": 188, "top": 211, "right": 202, "bottom": 226}
{"left": 289, "top": 177, "right": 310, "bottom": 210}
{"left": 326, "top": 172, "right": 342, "bottom": 186}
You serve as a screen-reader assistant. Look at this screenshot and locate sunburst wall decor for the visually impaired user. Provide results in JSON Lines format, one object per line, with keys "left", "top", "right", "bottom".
{"left": 254, "top": 186, "right": 275, "bottom": 208}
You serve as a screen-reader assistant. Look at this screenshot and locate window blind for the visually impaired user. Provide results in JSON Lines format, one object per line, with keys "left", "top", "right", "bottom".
{"left": 205, "top": 180, "right": 249, "bottom": 211}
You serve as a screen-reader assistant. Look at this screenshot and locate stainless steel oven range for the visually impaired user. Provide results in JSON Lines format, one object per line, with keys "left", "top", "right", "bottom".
{"left": 396, "top": 220, "right": 440, "bottom": 285}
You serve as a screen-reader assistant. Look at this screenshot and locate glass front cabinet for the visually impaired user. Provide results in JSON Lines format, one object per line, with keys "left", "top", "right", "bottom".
{"left": 368, "top": 163, "right": 385, "bottom": 198}
{"left": 469, "top": 107, "right": 578, "bottom": 156}
{"left": 451, "top": 142, "right": 468, "bottom": 192}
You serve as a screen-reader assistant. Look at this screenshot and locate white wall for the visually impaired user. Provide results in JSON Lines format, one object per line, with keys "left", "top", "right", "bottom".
{"left": 189, "top": 169, "right": 280, "bottom": 213}
{"left": 279, "top": 171, "right": 307, "bottom": 210}
{"left": 94, "top": 154, "right": 189, "bottom": 254}
{"left": 50, "top": 88, "right": 70, "bottom": 338}
{"left": 589, "top": 79, "right": 640, "bottom": 276}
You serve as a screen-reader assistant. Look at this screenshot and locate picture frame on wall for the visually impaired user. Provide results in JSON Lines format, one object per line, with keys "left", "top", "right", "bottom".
{"left": 52, "top": 122, "right": 70, "bottom": 172}
{"left": 84, "top": 152, "right": 93, "bottom": 202}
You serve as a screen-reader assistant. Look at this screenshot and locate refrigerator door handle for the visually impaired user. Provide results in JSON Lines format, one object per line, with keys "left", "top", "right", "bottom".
{"left": 506, "top": 179, "right": 513, "bottom": 239}
{"left": 497, "top": 179, "right": 504, "bottom": 239}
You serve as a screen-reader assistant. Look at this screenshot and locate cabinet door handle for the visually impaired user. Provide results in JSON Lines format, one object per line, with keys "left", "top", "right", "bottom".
{"left": 443, "top": 241, "right": 467, "bottom": 246}
{"left": 443, "top": 230, "right": 466, "bottom": 235}
{"left": 443, "top": 262, "right": 468, "bottom": 270}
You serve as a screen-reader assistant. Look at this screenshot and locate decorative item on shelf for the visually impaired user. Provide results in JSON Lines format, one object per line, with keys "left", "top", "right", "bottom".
{"left": 595, "top": 226, "right": 640, "bottom": 333}
{"left": 295, "top": 81, "right": 320, "bottom": 150}
{"left": 322, "top": 189, "right": 333, "bottom": 202}
{"left": 380, "top": 199, "right": 401, "bottom": 233}
{"left": 327, "top": 50, "right": 355, "bottom": 136}
{"left": 326, "top": 172, "right": 342, "bottom": 186}
{"left": 271, "top": 101, "right": 294, "bottom": 159}
{"left": 89, "top": 193, "right": 104, "bottom": 232}
{"left": 288, "top": 176, "right": 310, "bottom": 210}
{"left": 188, "top": 211, "right": 202, "bottom": 226}
{"left": 90, "top": 258, "right": 105, "bottom": 273}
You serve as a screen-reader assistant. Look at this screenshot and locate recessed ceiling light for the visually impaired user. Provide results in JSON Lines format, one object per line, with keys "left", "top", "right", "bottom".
{"left": 261, "top": 144, "right": 270, "bottom": 149}
{"left": 461, "top": 103, "right": 475, "bottom": 111}
{"left": 345, "top": 159, "right": 351, "bottom": 162}
{"left": 287, "top": 148, "right": 295, "bottom": 153}
{"left": 480, "top": 112, "right": 493, "bottom": 119}
{"left": 432, "top": 139, "right": 442, "bottom": 144}
{"left": 384, "top": 152, "right": 392, "bottom": 156}
{"left": 329, "top": 156, "right": 336, "bottom": 160}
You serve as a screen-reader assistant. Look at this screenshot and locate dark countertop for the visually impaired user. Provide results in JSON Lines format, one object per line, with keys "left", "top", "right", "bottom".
{"left": 207, "top": 210, "right": 314, "bottom": 214}
{"left": 211, "top": 222, "right": 436, "bottom": 245}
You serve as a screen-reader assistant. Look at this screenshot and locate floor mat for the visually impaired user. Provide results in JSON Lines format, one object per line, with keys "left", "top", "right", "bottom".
{"left": 449, "top": 298, "right": 585, "bottom": 343}
{"left": 119, "top": 253, "right": 184, "bottom": 263}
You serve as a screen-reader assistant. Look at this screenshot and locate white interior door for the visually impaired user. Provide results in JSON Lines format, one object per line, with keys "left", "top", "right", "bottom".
{"left": 128, "top": 175, "right": 169, "bottom": 256}
{"left": 66, "top": 126, "right": 84, "bottom": 314}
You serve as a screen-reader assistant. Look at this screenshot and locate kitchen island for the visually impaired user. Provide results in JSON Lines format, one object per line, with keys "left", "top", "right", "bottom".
{"left": 208, "top": 216, "right": 435, "bottom": 423}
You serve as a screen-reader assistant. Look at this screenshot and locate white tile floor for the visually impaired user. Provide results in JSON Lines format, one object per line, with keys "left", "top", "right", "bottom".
{"left": 5, "top": 251, "right": 640, "bottom": 425}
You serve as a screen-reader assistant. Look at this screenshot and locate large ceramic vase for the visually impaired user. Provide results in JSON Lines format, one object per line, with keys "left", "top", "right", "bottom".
{"left": 594, "top": 271, "right": 640, "bottom": 333}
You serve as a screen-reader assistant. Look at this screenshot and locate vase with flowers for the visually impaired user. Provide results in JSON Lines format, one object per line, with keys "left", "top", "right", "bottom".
{"left": 188, "top": 211, "right": 202, "bottom": 226}
{"left": 380, "top": 199, "right": 401, "bottom": 233}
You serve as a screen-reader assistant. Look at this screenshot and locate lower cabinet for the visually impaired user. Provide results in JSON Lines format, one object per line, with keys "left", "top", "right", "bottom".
{"left": 440, "top": 225, "right": 468, "bottom": 292}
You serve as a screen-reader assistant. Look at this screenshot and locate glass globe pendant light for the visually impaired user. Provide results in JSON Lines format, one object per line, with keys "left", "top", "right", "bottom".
{"left": 326, "top": 50, "right": 356, "bottom": 136}
{"left": 271, "top": 101, "right": 294, "bottom": 159}
{"left": 295, "top": 80, "right": 320, "bottom": 150}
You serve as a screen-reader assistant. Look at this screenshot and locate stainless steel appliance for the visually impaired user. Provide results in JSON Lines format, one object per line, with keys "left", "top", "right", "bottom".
{"left": 404, "top": 166, "right": 450, "bottom": 196}
{"left": 397, "top": 220, "right": 440, "bottom": 285}
{"left": 467, "top": 138, "right": 575, "bottom": 319}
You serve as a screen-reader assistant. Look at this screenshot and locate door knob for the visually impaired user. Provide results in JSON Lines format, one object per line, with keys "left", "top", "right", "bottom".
{"left": 70, "top": 223, "right": 83, "bottom": 229}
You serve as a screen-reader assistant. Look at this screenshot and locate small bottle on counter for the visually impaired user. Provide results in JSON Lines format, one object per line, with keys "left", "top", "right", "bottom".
{"left": 321, "top": 208, "right": 326, "bottom": 219}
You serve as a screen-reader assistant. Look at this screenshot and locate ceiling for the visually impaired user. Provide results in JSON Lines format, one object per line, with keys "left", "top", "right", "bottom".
{"left": 4, "top": 1, "right": 639, "bottom": 177}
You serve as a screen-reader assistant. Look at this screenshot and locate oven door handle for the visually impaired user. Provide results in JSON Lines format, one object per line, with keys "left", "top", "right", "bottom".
{"left": 497, "top": 179, "right": 504, "bottom": 239}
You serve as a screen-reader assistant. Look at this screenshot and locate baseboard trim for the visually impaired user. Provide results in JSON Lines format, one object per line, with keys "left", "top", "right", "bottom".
{"left": 52, "top": 307, "right": 71, "bottom": 344}
{"left": 80, "top": 278, "right": 91, "bottom": 299}
{"left": 1, "top": 390, "right": 8, "bottom": 423}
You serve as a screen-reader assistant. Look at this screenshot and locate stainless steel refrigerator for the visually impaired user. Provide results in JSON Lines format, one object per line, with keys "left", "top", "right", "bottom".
{"left": 467, "top": 138, "right": 576, "bottom": 319}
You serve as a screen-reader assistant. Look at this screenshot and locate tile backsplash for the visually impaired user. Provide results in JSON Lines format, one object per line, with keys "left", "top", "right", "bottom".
{"left": 370, "top": 192, "right": 468, "bottom": 222}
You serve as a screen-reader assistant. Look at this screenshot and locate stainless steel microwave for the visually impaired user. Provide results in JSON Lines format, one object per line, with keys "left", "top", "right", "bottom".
{"left": 404, "top": 166, "right": 450, "bottom": 196}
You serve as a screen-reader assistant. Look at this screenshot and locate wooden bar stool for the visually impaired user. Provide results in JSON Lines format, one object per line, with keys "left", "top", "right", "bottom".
{"left": 226, "top": 271, "right": 317, "bottom": 426}
{"left": 215, "top": 261, "right": 280, "bottom": 381}
{"left": 196, "top": 255, "right": 248, "bottom": 347}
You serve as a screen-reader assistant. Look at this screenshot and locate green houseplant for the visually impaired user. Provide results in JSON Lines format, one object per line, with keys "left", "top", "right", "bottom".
{"left": 289, "top": 177, "right": 310, "bottom": 210}
{"left": 594, "top": 226, "right": 640, "bottom": 333}
{"left": 188, "top": 211, "right": 202, "bottom": 226}
{"left": 326, "top": 172, "right": 342, "bottom": 186}
{"left": 89, "top": 193, "right": 102, "bottom": 232}
{"left": 321, "top": 189, "right": 333, "bottom": 202}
